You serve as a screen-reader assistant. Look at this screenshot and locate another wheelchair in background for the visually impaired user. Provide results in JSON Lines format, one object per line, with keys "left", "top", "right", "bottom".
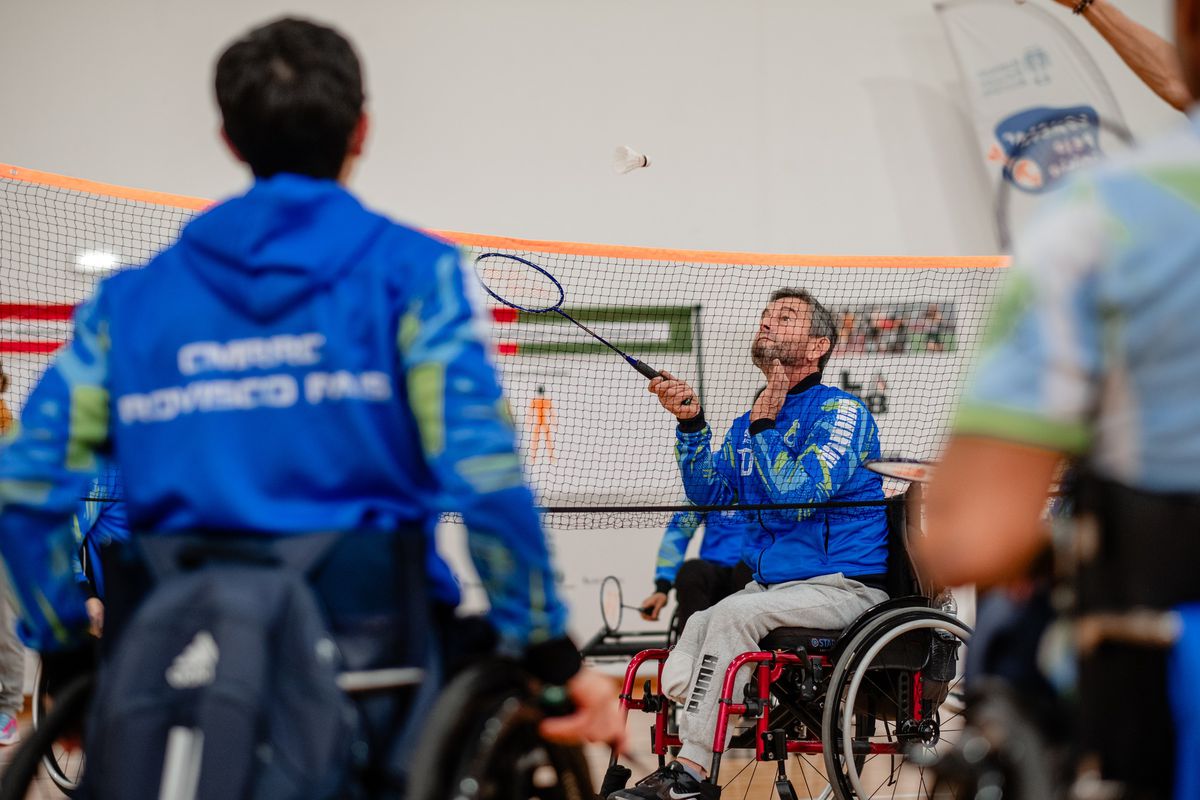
{"left": 580, "top": 576, "right": 680, "bottom": 662}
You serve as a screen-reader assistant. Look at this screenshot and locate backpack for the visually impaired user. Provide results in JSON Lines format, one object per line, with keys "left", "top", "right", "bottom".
{"left": 81, "top": 535, "right": 360, "bottom": 800}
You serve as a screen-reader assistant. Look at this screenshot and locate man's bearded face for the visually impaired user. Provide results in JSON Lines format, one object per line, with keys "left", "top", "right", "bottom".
{"left": 751, "top": 299, "right": 813, "bottom": 370}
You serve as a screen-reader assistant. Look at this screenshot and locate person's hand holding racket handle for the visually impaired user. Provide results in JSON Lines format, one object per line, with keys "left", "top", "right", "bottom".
{"left": 648, "top": 370, "right": 701, "bottom": 420}
{"left": 639, "top": 591, "right": 669, "bottom": 621}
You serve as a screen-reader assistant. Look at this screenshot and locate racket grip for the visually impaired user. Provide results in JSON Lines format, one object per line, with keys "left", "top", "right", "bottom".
{"left": 635, "top": 359, "right": 694, "bottom": 406}
{"left": 631, "top": 360, "right": 661, "bottom": 380}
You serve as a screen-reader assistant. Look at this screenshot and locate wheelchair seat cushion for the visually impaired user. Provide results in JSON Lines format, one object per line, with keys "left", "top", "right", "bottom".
{"left": 759, "top": 626, "right": 844, "bottom": 653}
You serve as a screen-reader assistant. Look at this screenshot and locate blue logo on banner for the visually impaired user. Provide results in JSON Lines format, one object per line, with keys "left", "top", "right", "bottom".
{"left": 994, "top": 105, "right": 1103, "bottom": 194}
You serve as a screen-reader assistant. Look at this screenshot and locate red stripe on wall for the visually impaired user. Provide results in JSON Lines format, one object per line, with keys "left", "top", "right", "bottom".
{"left": 0, "top": 304, "right": 75, "bottom": 321}
{"left": 0, "top": 341, "right": 63, "bottom": 354}
{"left": 491, "top": 307, "right": 519, "bottom": 324}
{"left": 496, "top": 343, "right": 519, "bottom": 356}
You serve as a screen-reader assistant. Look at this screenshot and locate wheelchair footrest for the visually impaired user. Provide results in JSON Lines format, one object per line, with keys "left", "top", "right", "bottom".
{"left": 775, "top": 763, "right": 800, "bottom": 800}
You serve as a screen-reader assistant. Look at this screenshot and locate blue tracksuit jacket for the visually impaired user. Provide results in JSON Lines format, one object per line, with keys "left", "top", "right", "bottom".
{"left": 674, "top": 375, "right": 889, "bottom": 586}
{"left": 0, "top": 174, "right": 561, "bottom": 652}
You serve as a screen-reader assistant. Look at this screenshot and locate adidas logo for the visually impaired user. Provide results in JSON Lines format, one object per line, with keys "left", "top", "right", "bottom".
{"left": 166, "top": 631, "right": 219, "bottom": 689}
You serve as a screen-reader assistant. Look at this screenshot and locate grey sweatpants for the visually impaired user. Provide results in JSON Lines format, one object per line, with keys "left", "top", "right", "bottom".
{"left": 661, "top": 573, "right": 888, "bottom": 769}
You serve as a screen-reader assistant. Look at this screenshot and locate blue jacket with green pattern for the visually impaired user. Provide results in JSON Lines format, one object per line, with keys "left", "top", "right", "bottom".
{"left": 0, "top": 174, "right": 563, "bottom": 652}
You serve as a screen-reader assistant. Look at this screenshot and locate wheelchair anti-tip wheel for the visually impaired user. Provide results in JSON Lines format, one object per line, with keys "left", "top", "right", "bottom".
{"left": 405, "top": 659, "right": 591, "bottom": 800}
{"left": 821, "top": 607, "right": 971, "bottom": 800}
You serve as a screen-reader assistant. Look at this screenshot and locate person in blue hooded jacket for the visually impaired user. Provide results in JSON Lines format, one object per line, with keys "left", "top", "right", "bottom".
{"left": 612, "top": 288, "right": 889, "bottom": 800}
{"left": 0, "top": 16, "right": 621, "bottom": 785}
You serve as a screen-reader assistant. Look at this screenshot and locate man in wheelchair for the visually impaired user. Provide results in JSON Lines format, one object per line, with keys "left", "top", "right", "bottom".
{"left": 0, "top": 16, "right": 621, "bottom": 798}
{"left": 628, "top": 288, "right": 890, "bottom": 798}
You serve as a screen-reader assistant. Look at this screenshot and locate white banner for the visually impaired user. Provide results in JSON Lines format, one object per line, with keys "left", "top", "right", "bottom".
{"left": 937, "top": 0, "right": 1132, "bottom": 248}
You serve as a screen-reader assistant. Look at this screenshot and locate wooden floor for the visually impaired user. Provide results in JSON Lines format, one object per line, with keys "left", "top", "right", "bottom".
{"left": 588, "top": 702, "right": 958, "bottom": 800}
{"left": 0, "top": 686, "right": 959, "bottom": 799}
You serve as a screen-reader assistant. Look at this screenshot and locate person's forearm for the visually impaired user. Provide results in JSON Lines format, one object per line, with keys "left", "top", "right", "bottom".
{"left": 675, "top": 425, "right": 736, "bottom": 506}
{"left": 920, "top": 436, "right": 1061, "bottom": 589}
{"left": 1085, "top": 0, "right": 1192, "bottom": 111}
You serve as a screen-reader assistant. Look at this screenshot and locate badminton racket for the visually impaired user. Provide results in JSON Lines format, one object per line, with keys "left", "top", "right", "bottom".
{"left": 599, "top": 575, "right": 654, "bottom": 634}
{"left": 474, "top": 252, "right": 692, "bottom": 404}
{"left": 866, "top": 458, "right": 936, "bottom": 484}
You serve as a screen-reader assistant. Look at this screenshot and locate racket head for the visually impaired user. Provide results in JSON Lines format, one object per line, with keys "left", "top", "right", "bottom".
{"left": 473, "top": 253, "right": 565, "bottom": 313}
{"left": 600, "top": 575, "right": 624, "bottom": 634}
{"left": 866, "top": 458, "right": 937, "bottom": 484}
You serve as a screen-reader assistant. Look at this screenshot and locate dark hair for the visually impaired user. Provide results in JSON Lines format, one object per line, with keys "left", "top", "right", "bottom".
{"left": 215, "top": 18, "right": 365, "bottom": 180}
{"left": 768, "top": 287, "right": 838, "bottom": 370}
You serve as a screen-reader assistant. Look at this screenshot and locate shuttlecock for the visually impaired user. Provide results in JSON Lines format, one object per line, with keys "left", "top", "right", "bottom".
{"left": 613, "top": 145, "right": 650, "bottom": 174}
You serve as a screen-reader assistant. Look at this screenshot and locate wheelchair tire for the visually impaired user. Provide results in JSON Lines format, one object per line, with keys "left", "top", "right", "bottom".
{"left": 30, "top": 659, "right": 87, "bottom": 795}
{"left": 665, "top": 609, "right": 681, "bottom": 649}
{"left": 0, "top": 674, "right": 92, "bottom": 800}
{"left": 820, "top": 607, "right": 971, "bottom": 800}
{"left": 405, "top": 659, "right": 592, "bottom": 800}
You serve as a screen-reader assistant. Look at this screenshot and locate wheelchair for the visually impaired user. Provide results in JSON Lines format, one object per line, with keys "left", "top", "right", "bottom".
{"left": 31, "top": 656, "right": 88, "bottom": 795}
{"left": 2, "top": 658, "right": 589, "bottom": 800}
{"left": 603, "top": 487, "right": 971, "bottom": 800}
{"left": 0, "top": 529, "right": 590, "bottom": 800}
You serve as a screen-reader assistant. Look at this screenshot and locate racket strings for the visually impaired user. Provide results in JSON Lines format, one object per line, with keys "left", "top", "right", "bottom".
{"left": 601, "top": 576, "right": 624, "bottom": 631}
{"left": 476, "top": 255, "right": 563, "bottom": 313}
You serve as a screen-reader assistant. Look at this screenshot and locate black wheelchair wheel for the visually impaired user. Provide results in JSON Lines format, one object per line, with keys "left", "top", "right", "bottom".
{"left": 0, "top": 674, "right": 92, "bottom": 800}
{"left": 821, "top": 608, "right": 971, "bottom": 800}
{"left": 405, "top": 659, "right": 592, "bottom": 800}
{"left": 31, "top": 659, "right": 88, "bottom": 795}
{"left": 665, "top": 609, "right": 681, "bottom": 649}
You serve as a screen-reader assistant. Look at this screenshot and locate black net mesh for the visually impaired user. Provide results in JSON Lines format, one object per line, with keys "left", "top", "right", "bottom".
{"left": 1, "top": 169, "right": 1006, "bottom": 528}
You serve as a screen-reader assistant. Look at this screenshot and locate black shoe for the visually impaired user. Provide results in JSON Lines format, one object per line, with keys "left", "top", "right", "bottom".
{"left": 609, "top": 762, "right": 721, "bottom": 800}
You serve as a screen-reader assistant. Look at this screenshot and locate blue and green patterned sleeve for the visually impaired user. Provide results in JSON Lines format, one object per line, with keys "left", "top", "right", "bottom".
{"left": 675, "top": 423, "right": 740, "bottom": 507}
{"left": 396, "top": 246, "right": 567, "bottom": 653}
{"left": 955, "top": 182, "right": 1107, "bottom": 453}
{"left": 0, "top": 293, "right": 110, "bottom": 651}
{"left": 654, "top": 509, "right": 703, "bottom": 587}
{"left": 749, "top": 397, "right": 875, "bottom": 504}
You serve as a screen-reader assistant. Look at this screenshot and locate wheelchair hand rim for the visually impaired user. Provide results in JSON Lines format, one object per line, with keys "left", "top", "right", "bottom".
{"left": 840, "top": 616, "right": 972, "bottom": 799}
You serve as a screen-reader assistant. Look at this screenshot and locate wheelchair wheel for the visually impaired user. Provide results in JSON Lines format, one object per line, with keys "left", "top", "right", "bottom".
{"left": 405, "top": 659, "right": 592, "bottom": 800}
{"left": 31, "top": 659, "right": 87, "bottom": 795}
{"left": 666, "top": 609, "right": 681, "bottom": 649}
{"left": 821, "top": 607, "right": 970, "bottom": 799}
{"left": 0, "top": 674, "right": 92, "bottom": 800}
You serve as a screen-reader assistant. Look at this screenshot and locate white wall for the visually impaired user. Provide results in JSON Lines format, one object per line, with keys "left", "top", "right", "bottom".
{"left": 0, "top": 0, "right": 1182, "bottom": 256}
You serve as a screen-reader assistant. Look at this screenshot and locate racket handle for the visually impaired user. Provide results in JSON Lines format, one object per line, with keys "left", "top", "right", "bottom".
{"left": 631, "top": 359, "right": 661, "bottom": 380}
{"left": 633, "top": 359, "right": 694, "bottom": 406}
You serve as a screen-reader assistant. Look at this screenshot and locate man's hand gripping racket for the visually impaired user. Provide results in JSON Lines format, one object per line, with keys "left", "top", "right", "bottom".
{"left": 648, "top": 371, "right": 701, "bottom": 420}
